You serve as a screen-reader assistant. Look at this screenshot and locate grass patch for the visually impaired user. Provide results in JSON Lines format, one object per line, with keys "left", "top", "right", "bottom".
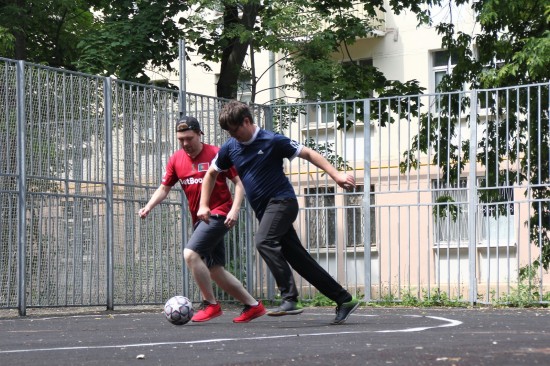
{"left": 490, "top": 263, "right": 550, "bottom": 308}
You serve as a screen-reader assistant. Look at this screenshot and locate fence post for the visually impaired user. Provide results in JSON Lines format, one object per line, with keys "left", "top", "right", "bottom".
{"left": 104, "top": 77, "right": 114, "bottom": 310}
{"left": 247, "top": 105, "right": 274, "bottom": 298}
{"left": 363, "top": 99, "right": 372, "bottom": 302}
{"left": 468, "top": 90, "right": 478, "bottom": 305}
{"left": 182, "top": 191, "right": 189, "bottom": 298}
{"left": 179, "top": 39, "right": 186, "bottom": 116}
{"left": 245, "top": 203, "right": 260, "bottom": 297}
{"left": 264, "top": 105, "right": 273, "bottom": 131}
{"left": 16, "top": 61, "right": 27, "bottom": 316}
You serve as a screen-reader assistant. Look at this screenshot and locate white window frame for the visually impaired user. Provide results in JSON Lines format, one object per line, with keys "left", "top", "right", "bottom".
{"left": 62, "top": 200, "right": 95, "bottom": 262}
{"left": 431, "top": 178, "right": 516, "bottom": 247}
{"left": 431, "top": 50, "right": 457, "bottom": 93}
{"left": 345, "top": 185, "right": 376, "bottom": 247}
{"left": 305, "top": 186, "right": 336, "bottom": 248}
{"left": 430, "top": 50, "right": 459, "bottom": 113}
{"left": 237, "top": 78, "right": 252, "bottom": 104}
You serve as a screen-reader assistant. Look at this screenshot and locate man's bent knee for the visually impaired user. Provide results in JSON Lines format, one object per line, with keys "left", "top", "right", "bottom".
{"left": 184, "top": 248, "right": 200, "bottom": 264}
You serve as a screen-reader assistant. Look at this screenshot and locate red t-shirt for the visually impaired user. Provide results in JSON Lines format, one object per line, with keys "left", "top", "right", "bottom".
{"left": 161, "top": 144, "right": 237, "bottom": 224}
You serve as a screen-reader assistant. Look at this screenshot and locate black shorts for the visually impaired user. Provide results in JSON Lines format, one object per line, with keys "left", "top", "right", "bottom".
{"left": 186, "top": 215, "right": 228, "bottom": 268}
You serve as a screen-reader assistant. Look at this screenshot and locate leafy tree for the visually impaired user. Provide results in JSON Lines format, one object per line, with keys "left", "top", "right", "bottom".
{"left": 76, "top": 0, "right": 189, "bottom": 85}
{"left": 0, "top": 0, "right": 99, "bottom": 69}
{"left": 182, "top": 0, "right": 417, "bottom": 101}
{"left": 0, "top": 26, "right": 15, "bottom": 56}
{"left": 3, "top": 0, "right": 548, "bottom": 269}
{"left": 79, "top": 0, "right": 413, "bottom": 99}
{"left": 396, "top": 0, "right": 550, "bottom": 269}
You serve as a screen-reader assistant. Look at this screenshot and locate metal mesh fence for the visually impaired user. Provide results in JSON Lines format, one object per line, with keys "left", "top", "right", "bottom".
{"left": 0, "top": 59, "right": 18, "bottom": 308}
{"left": 1, "top": 56, "right": 548, "bottom": 313}
{"left": 269, "top": 85, "right": 550, "bottom": 305}
{"left": 109, "top": 80, "right": 182, "bottom": 305}
{"left": 21, "top": 64, "right": 107, "bottom": 307}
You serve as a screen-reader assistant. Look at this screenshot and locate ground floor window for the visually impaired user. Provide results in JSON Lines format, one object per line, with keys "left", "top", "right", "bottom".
{"left": 432, "top": 178, "right": 515, "bottom": 245}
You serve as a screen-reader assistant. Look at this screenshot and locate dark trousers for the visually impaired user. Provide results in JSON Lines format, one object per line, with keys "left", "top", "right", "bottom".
{"left": 254, "top": 198, "right": 351, "bottom": 305}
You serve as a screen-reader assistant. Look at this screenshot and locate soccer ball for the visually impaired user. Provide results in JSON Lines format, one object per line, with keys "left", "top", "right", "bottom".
{"left": 163, "top": 296, "right": 194, "bottom": 325}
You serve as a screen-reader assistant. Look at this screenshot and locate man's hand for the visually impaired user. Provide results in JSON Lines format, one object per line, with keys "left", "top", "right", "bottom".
{"left": 138, "top": 207, "right": 150, "bottom": 219}
{"left": 225, "top": 209, "right": 239, "bottom": 228}
{"left": 335, "top": 173, "right": 356, "bottom": 190}
{"left": 197, "top": 205, "right": 211, "bottom": 223}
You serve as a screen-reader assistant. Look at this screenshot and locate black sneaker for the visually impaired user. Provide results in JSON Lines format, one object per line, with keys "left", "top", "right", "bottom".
{"left": 267, "top": 300, "right": 304, "bottom": 316}
{"left": 331, "top": 299, "right": 360, "bottom": 325}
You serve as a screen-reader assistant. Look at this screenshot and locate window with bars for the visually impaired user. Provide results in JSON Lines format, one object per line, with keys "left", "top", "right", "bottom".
{"left": 431, "top": 50, "right": 459, "bottom": 113}
{"left": 432, "top": 178, "right": 516, "bottom": 245}
{"left": 478, "top": 180, "right": 516, "bottom": 245}
{"left": 345, "top": 185, "right": 376, "bottom": 246}
{"left": 237, "top": 79, "right": 252, "bottom": 104}
{"left": 304, "top": 187, "right": 336, "bottom": 247}
{"left": 61, "top": 200, "right": 95, "bottom": 261}
{"left": 432, "top": 50, "right": 458, "bottom": 93}
{"left": 432, "top": 179, "right": 469, "bottom": 243}
{"left": 304, "top": 185, "right": 376, "bottom": 248}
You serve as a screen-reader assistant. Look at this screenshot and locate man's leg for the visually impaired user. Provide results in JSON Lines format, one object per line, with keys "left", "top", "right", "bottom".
{"left": 184, "top": 217, "right": 228, "bottom": 322}
{"left": 183, "top": 248, "right": 216, "bottom": 303}
{"left": 254, "top": 199, "right": 299, "bottom": 302}
{"left": 210, "top": 265, "right": 266, "bottom": 323}
{"left": 279, "top": 217, "right": 359, "bottom": 325}
{"left": 281, "top": 226, "right": 351, "bottom": 305}
{"left": 209, "top": 265, "right": 255, "bottom": 305}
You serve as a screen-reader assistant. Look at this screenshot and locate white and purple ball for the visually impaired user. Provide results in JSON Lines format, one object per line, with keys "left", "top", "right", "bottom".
{"left": 163, "top": 296, "right": 194, "bottom": 325}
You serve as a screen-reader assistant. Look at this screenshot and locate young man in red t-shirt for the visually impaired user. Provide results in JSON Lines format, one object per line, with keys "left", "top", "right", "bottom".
{"left": 138, "top": 116, "right": 265, "bottom": 323}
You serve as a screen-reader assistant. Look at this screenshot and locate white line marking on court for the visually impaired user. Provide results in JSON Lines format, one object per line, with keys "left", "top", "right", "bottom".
{"left": 0, "top": 314, "right": 462, "bottom": 354}
{"left": 0, "top": 313, "right": 142, "bottom": 323}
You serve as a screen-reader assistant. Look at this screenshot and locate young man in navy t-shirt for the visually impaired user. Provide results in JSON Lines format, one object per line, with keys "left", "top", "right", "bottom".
{"left": 139, "top": 116, "right": 266, "bottom": 323}
{"left": 198, "top": 101, "right": 360, "bottom": 325}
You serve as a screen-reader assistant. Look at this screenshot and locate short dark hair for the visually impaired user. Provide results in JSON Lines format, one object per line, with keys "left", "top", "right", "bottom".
{"left": 219, "top": 100, "right": 254, "bottom": 131}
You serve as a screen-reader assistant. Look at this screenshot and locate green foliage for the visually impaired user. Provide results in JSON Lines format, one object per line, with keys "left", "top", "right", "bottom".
{"left": 419, "top": 288, "right": 465, "bottom": 307}
{"left": 181, "top": 0, "right": 422, "bottom": 100}
{"left": 301, "top": 293, "right": 337, "bottom": 307}
{"left": 492, "top": 263, "right": 550, "bottom": 307}
{"left": 77, "top": 1, "right": 189, "bottom": 84}
{"left": 396, "top": 0, "right": 550, "bottom": 270}
{"left": 285, "top": 37, "right": 339, "bottom": 101}
{"left": 432, "top": 195, "right": 461, "bottom": 221}
{"left": 400, "top": 291, "right": 421, "bottom": 307}
{"left": 271, "top": 99, "right": 306, "bottom": 133}
{"left": 372, "top": 288, "right": 468, "bottom": 307}
{"left": 0, "top": 0, "right": 451, "bottom": 108}
{"left": 0, "top": 0, "right": 99, "bottom": 68}
{"left": 303, "top": 138, "right": 352, "bottom": 172}
{"left": 274, "top": 285, "right": 547, "bottom": 309}
{"left": 0, "top": 26, "right": 15, "bottom": 56}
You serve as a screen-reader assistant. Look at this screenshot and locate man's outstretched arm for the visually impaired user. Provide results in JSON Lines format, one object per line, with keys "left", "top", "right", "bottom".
{"left": 138, "top": 184, "right": 172, "bottom": 218}
{"left": 298, "top": 147, "right": 356, "bottom": 190}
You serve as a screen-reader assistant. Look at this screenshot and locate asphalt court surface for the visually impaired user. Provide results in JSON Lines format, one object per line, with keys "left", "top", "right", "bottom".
{"left": 1, "top": 306, "right": 549, "bottom": 365}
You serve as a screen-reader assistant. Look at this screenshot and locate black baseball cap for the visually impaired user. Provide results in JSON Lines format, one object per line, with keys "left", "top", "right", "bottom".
{"left": 176, "top": 116, "right": 203, "bottom": 134}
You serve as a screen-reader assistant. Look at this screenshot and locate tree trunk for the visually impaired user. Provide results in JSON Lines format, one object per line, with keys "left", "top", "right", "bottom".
{"left": 13, "top": 0, "right": 27, "bottom": 61}
{"left": 216, "top": 3, "right": 260, "bottom": 100}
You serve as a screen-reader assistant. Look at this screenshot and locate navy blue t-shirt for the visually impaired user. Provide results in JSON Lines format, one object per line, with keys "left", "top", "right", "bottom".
{"left": 212, "top": 127, "right": 303, "bottom": 220}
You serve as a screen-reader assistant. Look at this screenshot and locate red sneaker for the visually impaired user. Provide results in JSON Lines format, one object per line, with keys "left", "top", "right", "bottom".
{"left": 191, "top": 301, "right": 222, "bottom": 322}
{"left": 233, "top": 300, "right": 267, "bottom": 323}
